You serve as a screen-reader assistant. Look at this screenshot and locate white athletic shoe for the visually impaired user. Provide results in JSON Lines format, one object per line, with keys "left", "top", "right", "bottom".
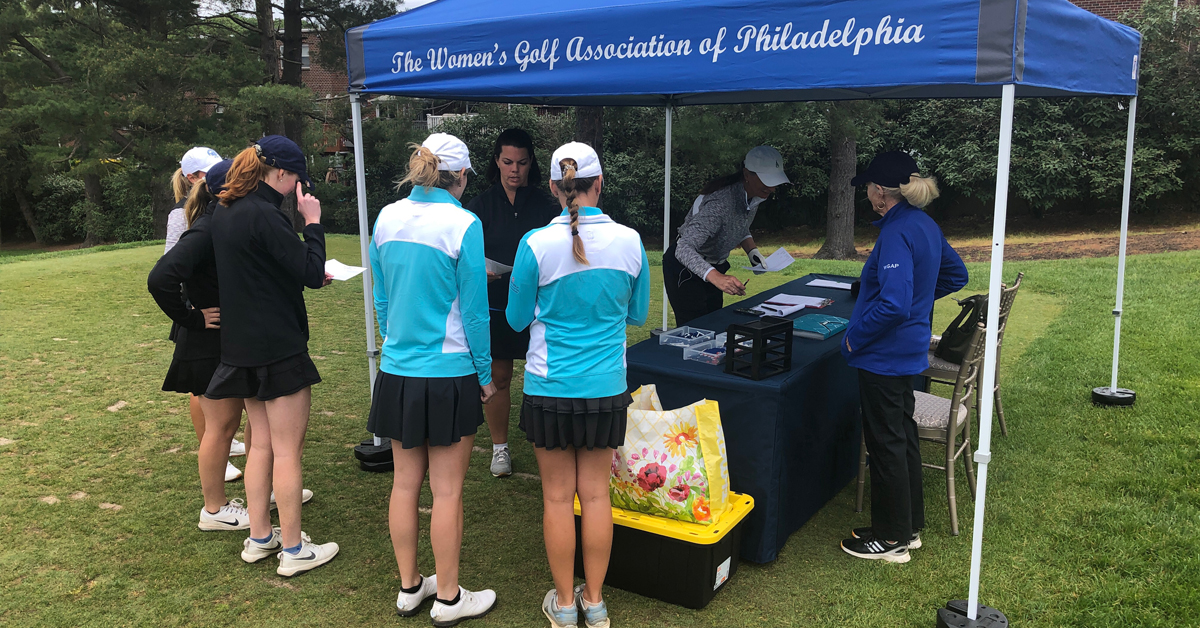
{"left": 198, "top": 498, "right": 251, "bottom": 531}
{"left": 224, "top": 461, "right": 242, "bottom": 482}
{"left": 276, "top": 538, "right": 339, "bottom": 577}
{"left": 229, "top": 438, "right": 246, "bottom": 457}
{"left": 269, "top": 489, "right": 314, "bottom": 509}
{"left": 396, "top": 574, "right": 438, "bottom": 617}
{"left": 430, "top": 586, "right": 497, "bottom": 627}
{"left": 240, "top": 527, "right": 310, "bottom": 563}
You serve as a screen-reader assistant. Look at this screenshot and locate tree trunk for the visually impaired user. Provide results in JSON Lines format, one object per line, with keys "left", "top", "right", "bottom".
{"left": 814, "top": 130, "right": 857, "bottom": 259}
{"left": 150, "top": 169, "right": 173, "bottom": 239}
{"left": 255, "top": 0, "right": 285, "bottom": 136}
{"left": 14, "top": 188, "right": 44, "bottom": 244}
{"left": 82, "top": 173, "right": 105, "bottom": 248}
{"left": 575, "top": 106, "right": 604, "bottom": 162}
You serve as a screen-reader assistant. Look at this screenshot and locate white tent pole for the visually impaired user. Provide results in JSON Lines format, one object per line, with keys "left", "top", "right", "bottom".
{"left": 966, "top": 83, "right": 1015, "bottom": 620}
{"left": 1110, "top": 96, "right": 1137, "bottom": 391}
{"left": 350, "top": 94, "right": 381, "bottom": 447}
{"left": 661, "top": 104, "right": 673, "bottom": 331}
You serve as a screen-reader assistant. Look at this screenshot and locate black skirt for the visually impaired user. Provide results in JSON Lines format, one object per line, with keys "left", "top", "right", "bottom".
{"left": 367, "top": 372, "right": 483, "bottom": 449}
{"left": 490, "top": 312, "right": 531, "bottom": 361}
{"left": 519, "top": 392, "right": 632, "bottom": 451}
{"left": 205, "top": 353, "right": 322, "bottom": 401}
{"left": 162, "top": 357, "right": 220, "bottom": 396}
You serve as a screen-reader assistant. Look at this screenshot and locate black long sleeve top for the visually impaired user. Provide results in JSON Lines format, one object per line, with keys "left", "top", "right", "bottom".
{"left": 465, "top": 183, "right": 560, "bottom": 310}
{"left": 209, "top": 183, "right": 326, "bottom": 367}
{"left": 147, "top": 203, "right": 222, "bottom": 360}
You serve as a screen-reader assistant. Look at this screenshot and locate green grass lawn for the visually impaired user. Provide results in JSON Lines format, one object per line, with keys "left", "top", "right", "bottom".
{"left": 1, "top": 235, "right": 1197, "bottom": 627}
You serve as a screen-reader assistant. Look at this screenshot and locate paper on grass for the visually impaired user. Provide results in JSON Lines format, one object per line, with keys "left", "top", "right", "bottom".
{"left": 486, "top": 258, "right": 514, "bottom": 275}
{"left": 807, "top": 278, "right": 853, "bottom": 290}
{"left": 325, "top": 259, "right": 366, "bottom": 281}
{"left": 749, "top": 294, "right": 833, "bottom": 317}
{"left": 742, "top": 248, "right": 795, "bottom": 274}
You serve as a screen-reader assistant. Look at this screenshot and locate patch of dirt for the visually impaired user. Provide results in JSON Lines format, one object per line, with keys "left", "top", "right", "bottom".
{"left": 950, "top": 230, "right": 1200, "bottom": 262}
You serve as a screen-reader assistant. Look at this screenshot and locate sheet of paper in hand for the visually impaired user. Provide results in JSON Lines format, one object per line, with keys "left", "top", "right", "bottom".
{"left": 325, "top": 259, "right": 366, "bottom": 281}
{"left": 742, "top": 248, "right": 795, "bottom": 274}
{"left": 485, "top": 258, "right": 514, "bottom": 275}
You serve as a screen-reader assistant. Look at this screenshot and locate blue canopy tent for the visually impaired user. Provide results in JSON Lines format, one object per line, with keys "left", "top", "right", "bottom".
{"left": 344, "top": 0, "right": 1140, "bottom": 620}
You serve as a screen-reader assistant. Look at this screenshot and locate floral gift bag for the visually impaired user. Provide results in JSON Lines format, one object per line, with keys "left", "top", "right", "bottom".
{"left": 610, "top": 385, "right": 730, "bottom": 524}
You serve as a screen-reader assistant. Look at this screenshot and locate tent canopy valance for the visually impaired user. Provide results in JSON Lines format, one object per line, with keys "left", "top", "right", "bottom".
{"left": 346, "top": 0, "right": 1140, "bottom": 104}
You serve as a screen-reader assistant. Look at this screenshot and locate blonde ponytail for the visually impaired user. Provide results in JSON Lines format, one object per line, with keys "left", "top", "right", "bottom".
{"left": 183, "top": 180, "right": 214, "bottom": 229}
{"left": 219, "top": 146, "right": 271, "bottom": 206}
{"left": 899, "top": 175, "right": 940, "bottom": 208}
{"left": 396, "top": 144, "right": 461, "bottom": 191}
{"left": 171, "top": 168, "right": 192, "bottom": 203}
{"left": 557, "top": 157, "right": 595, "bottom": 265}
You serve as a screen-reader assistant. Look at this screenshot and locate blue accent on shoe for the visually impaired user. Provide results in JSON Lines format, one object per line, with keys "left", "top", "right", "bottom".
{"left": 543, "top": 590, "right": 578, "bottom": 627}
{"left": 574, "top": 585, "right": 608, "bottom": 626}
{"left": 282, "top": 543, "right": 302, "bottom": 555}
{"left": 251, "top": 534, "right": 274, "bottom": 544}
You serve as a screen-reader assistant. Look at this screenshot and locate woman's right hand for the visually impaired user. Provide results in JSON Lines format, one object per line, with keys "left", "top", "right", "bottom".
{"left": 486, "top": 271, "right": 501, "bottom": 284}
{"left": 201, "top": 306, "right": 220, "bottom": 329}
{"left": 296, "top": 182, "right": 322, "bottom": 225}
{"left": 708, "top": 272, "right": 746, "bottom": 296}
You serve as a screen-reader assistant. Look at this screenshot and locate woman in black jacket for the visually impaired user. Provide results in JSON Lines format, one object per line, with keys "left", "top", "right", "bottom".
{"left": 149, "top": 160, "right": 255, "bottom": 532}
{"left": 465, "top": 128, "right": 560, "bottom": 478}
{"left": 207, "top": 136, "right": 335, "bottom": 577}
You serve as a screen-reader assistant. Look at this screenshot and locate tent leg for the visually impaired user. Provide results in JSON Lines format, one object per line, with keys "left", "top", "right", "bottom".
{"left": 350, "top": 95, "right": 382, "bottom": 448}
{"left": 940, "top": 84, "right": 1014, "bottom": 628}
{"left": 1092, "top": 96, "right": 1137, "bottom": 407}
{"left": 660, "top": 105, "right": 673, "bottom": 332}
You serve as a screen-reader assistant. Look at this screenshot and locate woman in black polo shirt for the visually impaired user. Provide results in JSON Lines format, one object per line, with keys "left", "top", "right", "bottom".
{"left": 207, "top": 135, "right": 336, "bottom": 577}
{"left": 465, "top": 128, "right": 560, "bottom": 478}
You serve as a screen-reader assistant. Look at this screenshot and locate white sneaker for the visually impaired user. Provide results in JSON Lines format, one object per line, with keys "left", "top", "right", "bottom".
{"left": 269, "top": 489, "right": 314, "bottom": 509}
{"left": 240, "top": 527, "right": 310, "bottom": 563}
{"left": 229, "top": 438, "right": 246, "bottom": 457}
{"left": 198, "top": 498, "right": 251, "bottom": 531}
{"left": 276, "top": 538, "right": 339, "bottom": 577}
{"left": 430, "top": 586, "right": 497, "bottom": 627}
{"left": 224, "top": 460, "right": 242, "bottom": 482}
{"left": 396, "top": 574, "right": 438, "bottom": 617}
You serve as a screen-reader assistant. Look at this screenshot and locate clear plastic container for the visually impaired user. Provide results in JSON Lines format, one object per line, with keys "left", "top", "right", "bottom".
{"left": 683, "top": 340, "right": 727, "bottom": 365}
{"left": 660, "top": 326, "right": 716, "bottom": 347}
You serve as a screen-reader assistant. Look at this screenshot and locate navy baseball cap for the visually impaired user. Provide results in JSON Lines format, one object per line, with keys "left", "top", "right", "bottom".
{"left": 205, "top": 159, "right": 233, "bottom": 194}
{"left": 255, "top": 135, "right": 312, "bottom": 188}
{"left": 851, "top": 151, "right": 920, "bottom": 188}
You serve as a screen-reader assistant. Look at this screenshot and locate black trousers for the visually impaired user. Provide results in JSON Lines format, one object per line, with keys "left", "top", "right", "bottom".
{"left": 859, "top": 369, "right": 925, "bottom": 542}
{"left": 663, "top": 244, "right": 728, "bottom": 326}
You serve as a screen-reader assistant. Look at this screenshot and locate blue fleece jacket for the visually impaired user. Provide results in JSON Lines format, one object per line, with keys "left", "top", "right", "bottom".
{"left": 841, "top": 202, "right": 968, "bottom": 376}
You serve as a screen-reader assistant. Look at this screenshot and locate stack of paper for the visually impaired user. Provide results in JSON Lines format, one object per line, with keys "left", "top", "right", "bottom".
{"left": 749, "top": 294, "right": 833, "bottom": 317}
{"left": 325, "top": 259, "right": 366, "bottom": 281}
{"left": 806, "top": 278, "right": 853, "bottom": 290}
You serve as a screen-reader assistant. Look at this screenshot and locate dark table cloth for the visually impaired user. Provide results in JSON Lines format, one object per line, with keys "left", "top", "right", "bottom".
{"left": 626, "top": 273, "right": 862, "bottom": 563}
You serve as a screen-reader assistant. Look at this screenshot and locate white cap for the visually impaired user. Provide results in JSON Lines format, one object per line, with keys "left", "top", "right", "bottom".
{"left": 180, "top": 147, "right": 223, "bottom": 175}
{"left": 744, "top": 145, "right": 790, "bottom": 187}
{"left": 550, "top": 142, "right": 602, "bottom": 180}
{"left": 422, "top": 133, "right": 473, "bottom": 173}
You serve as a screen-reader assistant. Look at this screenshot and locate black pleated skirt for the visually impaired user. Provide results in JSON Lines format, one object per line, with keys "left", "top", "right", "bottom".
{"left": 519, "top": 392, "right": 632, "bottom": 451}
{"left": 162, "top": 357, "right": 220, "bottom": 396}
{"left": 367, "top": 372, "right": 483, "bottom": 449}
{"left": 205, "top": 353, "right": 322, "bottom": 401}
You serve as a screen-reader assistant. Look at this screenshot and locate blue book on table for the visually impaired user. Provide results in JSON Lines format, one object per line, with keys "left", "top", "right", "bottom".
{"left": 793, "top": 314, "right": 849, "bottom": 340}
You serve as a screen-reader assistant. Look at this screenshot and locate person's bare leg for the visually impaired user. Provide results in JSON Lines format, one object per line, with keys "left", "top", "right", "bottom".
{"left": 427, "top": 436, "right": 474, "bottom": 600}
{"left": 534, "top": 446, "right": 578, "bottom": 603}
{"left": 391, "top": 440, "right": 429, "bottom": 589}
{"left": 188, "top": 394, "right": 205, "bottom": 444}
{"left": 197, "top": 397, "right": 243, "bottom": 511}
{"left": 241, "top": 407, "right": 251, "bottom": 451}
{"left": 576, "top": 448, "right": 615, "bottom": 605}
{"left": 484, "top": 360, "right": 513, "bottom": 446}
{"left": 264, "top": 387, "right": 311, "bottom": 548}
{"left": 242, "top": 398, "right": 273, "bottom": 539}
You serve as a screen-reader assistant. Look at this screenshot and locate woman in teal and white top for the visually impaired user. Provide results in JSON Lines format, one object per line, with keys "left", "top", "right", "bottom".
{"left": 507, "top": 142, "right": 650, "bottom": 628}
{"left": 367, "top": 133, "right": 498, "bottom": 625}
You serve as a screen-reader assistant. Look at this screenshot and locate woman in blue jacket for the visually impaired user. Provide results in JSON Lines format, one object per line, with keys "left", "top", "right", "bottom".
{"left": 368, "top": 133, "right": 498, "bottom": 625}
{"left": 839, "top": 151, "right": 968, "bottom": 564}
{"left": 507, "top": 142, "right": 650, "bottom": 628}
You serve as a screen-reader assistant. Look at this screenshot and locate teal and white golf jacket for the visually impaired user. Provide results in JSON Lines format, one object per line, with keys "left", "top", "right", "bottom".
{"left": 506, "top": 207, "right": 650, "bottom": 399}
{"left": 370, "top": 186, "right": 492, "bottom": 385}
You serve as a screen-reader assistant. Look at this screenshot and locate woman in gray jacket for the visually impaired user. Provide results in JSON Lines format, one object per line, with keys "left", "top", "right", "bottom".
{"left": 663, "top": 145, "right": 790, "bottom": 325}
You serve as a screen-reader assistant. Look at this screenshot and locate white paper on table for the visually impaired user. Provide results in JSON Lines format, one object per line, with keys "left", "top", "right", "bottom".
{"left": 485, "top": 258, "right": 514, "bottom": 275}
{"left": 325, "top": 259, "right": 366, "bottom": 281}
{"left": 807, "top": 278, "right": 853, "bottom": 290}
{"left": 742, "top": 247, "right": 795, "bottom": 274}
{"left": 750, "top": 293, "right": 833, "bottom": 316}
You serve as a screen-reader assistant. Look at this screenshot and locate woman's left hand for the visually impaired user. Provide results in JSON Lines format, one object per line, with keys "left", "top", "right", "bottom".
{"left": 322, "top": 272, "right": 333, "bottom": 287}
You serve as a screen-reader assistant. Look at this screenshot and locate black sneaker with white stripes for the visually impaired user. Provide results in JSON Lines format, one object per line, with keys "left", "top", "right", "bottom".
{"left": 851, "top": 527, "right": 921, "bottom": 549}
{"left": 841, "top": 535, "right": 910, "bottom": 563}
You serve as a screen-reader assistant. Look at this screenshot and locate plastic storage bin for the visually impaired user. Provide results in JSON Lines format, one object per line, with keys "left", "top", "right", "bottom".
{"left": 573, "top": 493, "right": 755, "bottom": 609}
{"left": 659, "top": 326, "right": 715, "bottom": 347}
{"left": 683, "top": 340, "right": 727, "bottom": 365}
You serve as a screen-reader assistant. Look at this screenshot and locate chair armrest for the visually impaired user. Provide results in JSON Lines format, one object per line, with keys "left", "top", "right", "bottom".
{"left": 930, "top": 335, "right": 942, "bottom": 351}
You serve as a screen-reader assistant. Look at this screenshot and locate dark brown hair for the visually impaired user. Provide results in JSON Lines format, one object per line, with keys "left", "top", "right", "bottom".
{"left": 485, "top": 128, "right": 542, "bottom": 186}
{"left": 699, "top": 163, "right": 746, "bottom": 195}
